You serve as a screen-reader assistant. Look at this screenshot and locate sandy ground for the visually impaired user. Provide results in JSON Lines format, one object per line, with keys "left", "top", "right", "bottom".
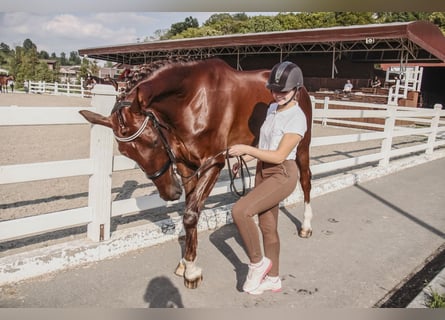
{"left": 0, "top": 92, "right": 426, "bottom": 253}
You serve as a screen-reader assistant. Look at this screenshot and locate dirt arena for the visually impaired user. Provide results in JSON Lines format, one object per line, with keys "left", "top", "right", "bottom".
{"left": 0, "top": 93, "right": 168, "bottom": 253}
{"left": 1, "top": 92, "right": 423, "bottom": 254}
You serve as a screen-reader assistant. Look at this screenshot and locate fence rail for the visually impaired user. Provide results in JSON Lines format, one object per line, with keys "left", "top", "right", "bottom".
{"left": 1, "top": 85, "right": 444, "bottom": 244}
{"left": 27, "top": 79, "right": 91, "bottom": 98}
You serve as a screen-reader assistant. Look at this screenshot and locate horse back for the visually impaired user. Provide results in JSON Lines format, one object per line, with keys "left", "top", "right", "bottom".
{"left": 143, "top": 59, "right": 273, "bottom": 151}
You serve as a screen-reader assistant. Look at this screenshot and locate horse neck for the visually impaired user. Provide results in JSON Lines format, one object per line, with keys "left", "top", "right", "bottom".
{"left": 298, "top": 86, "right": 313, "bottom": 118}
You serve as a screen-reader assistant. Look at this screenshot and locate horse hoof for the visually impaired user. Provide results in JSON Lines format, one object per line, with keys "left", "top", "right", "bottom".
{"left": 299, "top": 228, "right": 313, "bottom": 238}
{"left": 184, "top": 275, "right": 203, "bottom": 289}
{"left": 174, "top": 260, "right": 185, "bottom": 277}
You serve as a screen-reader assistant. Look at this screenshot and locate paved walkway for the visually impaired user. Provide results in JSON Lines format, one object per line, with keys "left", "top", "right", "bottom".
{"left": 1, "top": 158, "right": 444, "bottom": 308}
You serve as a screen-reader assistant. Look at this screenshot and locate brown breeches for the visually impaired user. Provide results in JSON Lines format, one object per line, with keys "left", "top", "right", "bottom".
{"left": 232, "top": 160, "right": 299, "bottom": 276}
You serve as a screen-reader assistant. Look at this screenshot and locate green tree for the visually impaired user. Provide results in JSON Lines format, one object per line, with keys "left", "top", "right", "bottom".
{"left": 78, "top": 58, "right": 100, "bottom": 81}
{"left": 240, "top": 15, "right": 283, "bottom": 33}
{"left": 333, "top": 12, "right": 375, "bottom": 26}
{"left": 429, "top": 12, "right": 445, "bottom": 33}
{"left": 0, "top": 42, "right": 11, "bottom": 67}
{"left": 169, "top": 16, "right": 199, "bottom": 37}
{"left": 172, "top": 26, "right": 222, "bottom": 39}
{"left": 59, "top": 52, "right": 67, "bottom": 66}
{"left": 34, "top": 61, "right": 54, "bottom": 82}
{"left": 68, "top": 51, "right": 81, "bottom": 65}
{"left": 23, "top": 38, "right": 37, "bottom": 51}
{"left": 274, "top": 12, "right": 303, "bottom": 30}
{"left": 203, "top": 13, "right": 249, "bottom": 35}
{"left": 39, "top": 50, "right": 50, "bottom": 59}
{"left": 79, "top": 57, "right": 90, "bottom": 80}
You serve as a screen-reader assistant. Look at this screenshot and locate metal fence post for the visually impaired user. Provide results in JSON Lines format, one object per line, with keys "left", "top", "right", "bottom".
{"left": 379, "top": 106, "right": 397, "bottom": 167}
{"left": 426, "top": 104, "right": 443, "bottom": 155}
{"left": 87, "top": 84, "right": 117, "bottom": 242}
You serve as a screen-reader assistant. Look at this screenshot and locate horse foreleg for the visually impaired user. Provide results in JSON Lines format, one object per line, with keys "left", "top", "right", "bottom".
{"left": 174, "top": 163, "right": 223, "bottom": 288}
{"left": 297, "top": 148, "right": 313, "bottom": 238}
{"left": 177, "top": 210, "right": 203, "bottom": 289}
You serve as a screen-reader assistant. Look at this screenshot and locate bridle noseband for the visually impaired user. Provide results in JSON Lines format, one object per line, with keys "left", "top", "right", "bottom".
{"left": 113, "top": 103, "right": 176, "bottom": 180}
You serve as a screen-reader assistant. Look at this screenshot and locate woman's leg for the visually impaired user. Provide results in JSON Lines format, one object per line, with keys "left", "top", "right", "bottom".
{"left": 258, "top": 205, "right": 280, "bottom": 276}
{"left": 232, "top": 161, "right": 298, "bottom": 266}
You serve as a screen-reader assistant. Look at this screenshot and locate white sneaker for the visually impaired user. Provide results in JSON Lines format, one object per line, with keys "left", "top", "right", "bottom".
{"left": 243, "top": 257, "right": 272, "bottom": 293}
{"left": 248, "top": 275, "right": 282, "bottom": 295}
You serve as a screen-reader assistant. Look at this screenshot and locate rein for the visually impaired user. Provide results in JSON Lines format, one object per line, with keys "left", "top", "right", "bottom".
{"left": 113, "top": 105, "right": 251, "bottom": 197}
{"left": 226, "top": 152, "right": 251, "bottom": 198}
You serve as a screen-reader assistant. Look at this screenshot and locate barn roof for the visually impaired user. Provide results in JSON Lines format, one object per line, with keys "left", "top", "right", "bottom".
{"left": 78, "top": 20, "right": 445, "bottom": 66}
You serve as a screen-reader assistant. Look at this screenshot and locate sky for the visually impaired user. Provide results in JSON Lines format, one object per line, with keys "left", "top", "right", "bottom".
{"left": 0, "top": 12, "right": 277, "bottom": 57}
{"left": 1, "top": 0, "right": 439, "bottom": 60}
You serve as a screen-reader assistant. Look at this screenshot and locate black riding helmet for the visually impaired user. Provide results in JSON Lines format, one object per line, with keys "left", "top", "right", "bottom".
{"left": 266, "top": 61, "right": 303, "bottom": 92}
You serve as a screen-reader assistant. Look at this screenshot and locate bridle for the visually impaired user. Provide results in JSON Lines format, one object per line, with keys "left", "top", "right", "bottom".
{"left": 114, "top": 103, "right": 177, "bottom": 180}
{"left": 113, "top": 103, "right": 251, "bottom": 196}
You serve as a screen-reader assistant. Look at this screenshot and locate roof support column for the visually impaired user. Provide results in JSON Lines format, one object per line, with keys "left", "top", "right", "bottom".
{"left": 331, "top": 45, "right": 337, "bottom": 79}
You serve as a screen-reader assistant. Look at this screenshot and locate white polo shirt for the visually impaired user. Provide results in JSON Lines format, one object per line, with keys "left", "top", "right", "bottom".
{"left": 259, "top": 102, "right": 307, "bottom": 160}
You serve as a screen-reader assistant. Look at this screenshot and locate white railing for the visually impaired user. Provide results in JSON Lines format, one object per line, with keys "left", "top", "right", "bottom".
{"left": 28, "top": 79, "right": 91, "bottom": 98}
{"left": 386, "top": 66, "right": 423, "bottom": 105}
{"left": 0, "top": 85, "right": 444, "bottom": 244}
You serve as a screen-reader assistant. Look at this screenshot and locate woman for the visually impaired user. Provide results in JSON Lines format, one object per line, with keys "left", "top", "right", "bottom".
{"left": 228, "top": 61, "right": 307, "bottom": 295}
{"left": 371, "top": 76, "right": 382, "bottom": 90}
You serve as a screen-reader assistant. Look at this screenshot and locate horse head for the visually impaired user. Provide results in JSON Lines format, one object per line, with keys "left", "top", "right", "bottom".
{"left": 79, "top": 86, "right": 183, "bottom": 201}
{"left": 83, "top": 75, "right": 95, "bottom": 89}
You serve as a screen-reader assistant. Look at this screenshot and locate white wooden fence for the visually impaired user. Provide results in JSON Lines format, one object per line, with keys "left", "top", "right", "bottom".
{"left": 28, "top": 78, "right": 91, "bottom": 98}
{"left": 0, "top": 84, "right": 444, "bottom": 244}
{"left": 386, "top": 66, "right": 423, "bottom": 105}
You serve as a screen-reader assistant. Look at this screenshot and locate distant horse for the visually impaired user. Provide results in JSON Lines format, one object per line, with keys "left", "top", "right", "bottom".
{"left": 83, "top": 75, "right": 118, "bottom": 91}
{"left": 79, "top": 58, "right": 313, "bottom": 289}
{"left": 0, "top": 75, "right": 13, "bottom": 93}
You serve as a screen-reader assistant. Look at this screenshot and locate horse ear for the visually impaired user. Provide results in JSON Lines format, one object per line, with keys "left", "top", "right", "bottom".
{"left": 79, "top": 110, "right": 113, "bottom": 128}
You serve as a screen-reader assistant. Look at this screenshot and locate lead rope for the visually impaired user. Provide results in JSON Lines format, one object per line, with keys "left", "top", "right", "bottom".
{"left": 225, "top": 150, "right": 251, "bottom": 198}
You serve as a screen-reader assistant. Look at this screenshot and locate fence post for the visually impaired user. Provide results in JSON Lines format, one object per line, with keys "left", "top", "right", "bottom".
{"left": 87, "top": 84, "right": 117, "bottom": 242}
{"left": 80, "top": 78, "right": 85, "bottom": 97}
{"left": 322, "top": 96, "right": 329, "bottom": 126}
{"left": 379, "top": 106, "right": 397, "bottom": 167}
{"left": 426, "top": 104, "right": 443, "bottom": 155}
{"left": 54, "top": 82, "right": 58, "bottom": 95}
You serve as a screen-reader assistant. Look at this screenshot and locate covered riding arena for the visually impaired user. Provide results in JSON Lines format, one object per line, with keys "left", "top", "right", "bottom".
{"left": 79, "top": 20, "right": 445, "bottom": 108}
{"left": 2, "top": 22, "right": 445, "bottom": 307}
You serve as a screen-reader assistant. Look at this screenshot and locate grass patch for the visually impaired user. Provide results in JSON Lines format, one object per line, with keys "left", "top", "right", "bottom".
{"left": 426, "top": 288, "right": 445, "bottom": 308}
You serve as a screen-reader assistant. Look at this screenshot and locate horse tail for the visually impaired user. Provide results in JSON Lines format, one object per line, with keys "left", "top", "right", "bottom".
{"left": 296, "top": 85, "right": 313, "bottom": 204}
{"left": 298, "top": 86, "right": 312, "bottom": 136}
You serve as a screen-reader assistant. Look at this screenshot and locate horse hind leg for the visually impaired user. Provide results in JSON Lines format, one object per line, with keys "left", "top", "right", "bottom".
{"left": 297, "top": 151, "right": 313, "bottom": 238}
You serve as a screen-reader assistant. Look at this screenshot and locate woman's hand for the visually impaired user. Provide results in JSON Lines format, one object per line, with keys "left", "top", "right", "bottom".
{"left": 231, "top": 162, "right": 240, "bottom": 177}
{"left": 227, "top": 144, "right": 248, "bottom": 157}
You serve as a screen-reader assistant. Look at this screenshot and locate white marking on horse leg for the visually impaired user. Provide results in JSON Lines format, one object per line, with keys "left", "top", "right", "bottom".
{"left": 301, "top": 202, "right": 313, "bottom": 231}
{"left": 183, "top": 257, "right": 202, "bottom": 280}
{"left": 174, "top": 258, "right": 185, "bottom": 277}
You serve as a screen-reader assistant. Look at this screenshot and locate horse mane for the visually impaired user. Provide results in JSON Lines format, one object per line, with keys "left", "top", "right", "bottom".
{"left": 118, "top": 56, "right": 205, "bottom": 101}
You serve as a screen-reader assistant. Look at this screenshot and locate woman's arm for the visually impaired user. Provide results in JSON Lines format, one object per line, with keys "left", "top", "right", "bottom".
{"left": 228, "top": 133, "right": 302, "bottom": 164}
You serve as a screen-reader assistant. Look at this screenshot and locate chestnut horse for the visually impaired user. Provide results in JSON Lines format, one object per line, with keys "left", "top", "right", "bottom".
{"left": 83, "top": 75, "right": 118, "bottom": 91}
{"left": 0, "top": 75, "right": 13, "bottom": 93}
{"left": 79, "top": 58, "right": 313, "bottom": 288}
